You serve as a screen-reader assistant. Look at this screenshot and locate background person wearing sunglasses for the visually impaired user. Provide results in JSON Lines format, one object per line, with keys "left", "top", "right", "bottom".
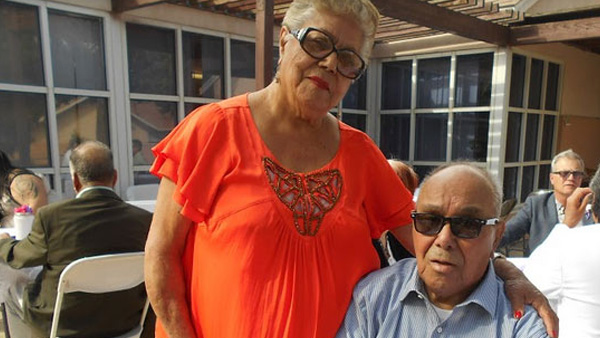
{"left": 499, "top": 149, "right": 593, "bottom": 256}
{"left": 337, "top": 163, "right": 550, "bottom": 338}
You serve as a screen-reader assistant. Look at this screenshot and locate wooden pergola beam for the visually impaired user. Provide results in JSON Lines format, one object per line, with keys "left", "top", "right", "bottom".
{"left": 255, "top": 0, "right": 274, "bottom": 89}
{"left": 510, "top": 16, "right": 600, "bottom": 45}
{"left": 112, "top": 0, "right": 167, "bottom": 12}
{"left": 371, "top": 0, "right": 510, "bottom": 46}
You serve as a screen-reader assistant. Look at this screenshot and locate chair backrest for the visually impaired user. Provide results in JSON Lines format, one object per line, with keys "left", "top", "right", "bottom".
{"left": 126, "top": 184, "right": 159, "bottom": 201}
{"left": 49, "top": 252, "right": 149, "bottom": 338}
{"left": 126, "top": 199, "right": 156, "bottom": 213}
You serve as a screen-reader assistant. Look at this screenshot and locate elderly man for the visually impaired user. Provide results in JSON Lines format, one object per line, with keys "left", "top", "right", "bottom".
{"left": 0, "top": 141, "right": 152, "bottom": 338}
{"left": 523, "top": 165, "right": 600, "bottom": 338}
{"left": 500, "top": 149, "right": 592, "bottom": 255}
{"left": 336, "top": 163, "right": 549, "bottom": 338}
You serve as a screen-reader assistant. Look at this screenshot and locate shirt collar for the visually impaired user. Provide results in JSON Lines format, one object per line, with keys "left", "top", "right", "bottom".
{"left": 399, "top": 259, "right": 499, "bottom": 317}
{"left": 75, "top": 185, "right": 115, "bottom": 199}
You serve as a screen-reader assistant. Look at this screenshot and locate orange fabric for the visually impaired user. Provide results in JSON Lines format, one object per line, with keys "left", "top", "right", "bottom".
{"left": 150, "top": 94, "right": 414, "bottom": 338}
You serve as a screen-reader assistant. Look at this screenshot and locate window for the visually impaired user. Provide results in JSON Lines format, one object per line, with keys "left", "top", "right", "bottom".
{"left": 415, "top": 113, "right": 447, "bottom": 161}
{"left": 231, "top": 39, "right": 255, "bottom": 96}
{"left": 503, "top": 54, "right": 560, "bottom": 201}
{"left": 379, "top": 114, "right": 410, "bottom": 161}
{"left": 342, "top": 71, "right": 368, "bottom": 132}
{"left": 417, "top": 57, "right": 450, "bottom": 108}
{"left": 381, "top": 61, "right": 411, "bottom": 110}
{"left": 452, "top": 112, "right": 489, "bottom": 161}
{"left": 455, "top": 53, "right": 493, "bottom": 107}
{"left": 49, "top": 10, "right": 106, "bottom": 90}
{"left": 127, "top": 23, "right": 176, "bottom": 95}
{"left": 182, "top": 32, "right": 225, "bottom": 99}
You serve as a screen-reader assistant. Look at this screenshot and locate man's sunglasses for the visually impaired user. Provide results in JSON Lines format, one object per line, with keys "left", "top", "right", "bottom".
{"left": 411, "top": 211, "right": 499, "bottom": 239}
{"left": 551, "top": 171, "right": 585, "bottom": 179}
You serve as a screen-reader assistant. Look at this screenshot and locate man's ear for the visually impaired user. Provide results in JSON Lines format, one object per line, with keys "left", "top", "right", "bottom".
{"left": 72, "top": 172, "right": 82, "bottom": 193}
{"left": 111, "top": 169, "right": 118, "bottom": 188}
{"left": 492, "top": 220, "right": 506, "bottom": 251}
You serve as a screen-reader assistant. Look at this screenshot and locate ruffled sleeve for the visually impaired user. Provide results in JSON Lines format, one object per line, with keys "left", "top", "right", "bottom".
{"left": 150, "top": 103, "right": 234, "bottom": 223}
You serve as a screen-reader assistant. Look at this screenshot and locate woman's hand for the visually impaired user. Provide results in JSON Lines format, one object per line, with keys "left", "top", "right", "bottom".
{"left": 494, "top": 257, "right": 559, "bottom": 338}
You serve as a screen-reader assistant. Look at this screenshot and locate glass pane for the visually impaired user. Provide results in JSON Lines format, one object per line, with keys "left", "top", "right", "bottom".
{"left": 380, "top": 114, "right": 410, "bottom": 161}
{"left": 545, "top": 62, "right": 560, "bottom": 111}
{"left": 505, "top": 112, "right": 522, "bottom": 163}
{"left": 342, "top": 113, "right": 366, "bottom": 132}
{"left": 521, "top": 166, "right": 535, "bottom": 203}
{"left": 49, "top": 10, "right": 106, "bottom": 90}
{"left": 343, "top": 71, "right": 367, "bottom": 110}
{"left": 182, "top": 32, "right": 224, "bottom": 99}
{"left": 127, "top": 23, "right": 176, "bottom": 95}
{"left": 55, "top": 95, "right": 110, "bottom": 167}
{"left": 130, "top": 100, "right": 177, "bottom": 166}
{"left": 134, "top": 170, "right": 160, "bottom": 185}
{"left": 528, "top": 59, "right": 544, "bottom": 109}
{"left": 0, "top": 92, "right": 49, "bottom": 167}
{"left": 524, "top": 114, "right": 539, "bottom": 162}
{"left": 540, "top": 115, "right": 555, "bottom": 160}
{"left": 455, "top": 53, "right": 493, "bottom": 107}
{"left": 381, "top": 61, "right": 412, "bottom": 110}
{"left": 185, "top": 102, "right": 205, "bottom": 116}
{"left": 415, "top": 113, "right": 448, "bottom": 161}
{"left": 0, "top": 2, "right": 44, "bottom": 85}
{"left": 231, "top": 39, "right": 255, "bottom": 96}
{"left": 538, "top": 164, "right": 551, "bottom": 189}
{"left": 414, "top": 165, "right": 436, "bottom": 181}
{"left": 417, "top": 57, "right": 450, "bottom": 108}
{"left": 509, "top": 54, "right": 526, "bottom": 108}
{"left": 503, "top": 167, "right": 518, "bottom": 201}
{"left": 452, "top": 112, "right": 489, "bottom": 161}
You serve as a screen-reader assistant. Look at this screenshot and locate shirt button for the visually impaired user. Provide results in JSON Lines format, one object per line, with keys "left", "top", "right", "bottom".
{"left": 436, "top": 327, "right": 443, "bottom": 333}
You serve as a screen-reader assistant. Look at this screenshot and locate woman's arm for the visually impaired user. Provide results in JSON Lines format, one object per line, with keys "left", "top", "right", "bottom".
{"left": 145, "top": 178, "right": 197, "bottom": 338}
{"left": 10, "top": 173, "right": 48, "bottom": 212}
{"left": 389, "top": 224, "right": 415, "bottom": 255}
{"left": 493, "top": 257, "right": 559, "bottom": 338}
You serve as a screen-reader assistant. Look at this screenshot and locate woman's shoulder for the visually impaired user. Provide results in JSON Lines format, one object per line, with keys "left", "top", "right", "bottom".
{"left": 184, "top": 95, "right": 249, "bottom": 126}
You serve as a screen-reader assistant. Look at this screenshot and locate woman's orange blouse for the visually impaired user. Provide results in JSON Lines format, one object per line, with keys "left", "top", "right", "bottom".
{"left": 150, "top": 94, "right": 414, "bottom": 338}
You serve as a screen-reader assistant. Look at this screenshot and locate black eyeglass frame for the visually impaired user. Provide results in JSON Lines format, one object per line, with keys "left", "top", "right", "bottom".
{"left": 551, "top": 170, "right": 585, "bottom": 179}
{"left": 288, "top": 27, "right": 366, "bottom": 80}
{"left": 410, "top": 211, "right": 499, "bottom": 239}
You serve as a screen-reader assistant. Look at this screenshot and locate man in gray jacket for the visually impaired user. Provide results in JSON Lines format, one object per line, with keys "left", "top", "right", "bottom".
{"left": 499, "top": 149, "right": 593, "bottom": 255}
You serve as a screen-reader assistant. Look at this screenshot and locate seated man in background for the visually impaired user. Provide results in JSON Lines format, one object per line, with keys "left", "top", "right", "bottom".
{"left": 0, "top": 141, "right": 152, "bottom": 338}
{"left": 524, "top": 165, "right": 600, "bottom": 338}
{"left": 336, "top": 163, "right": 549, "bottom": 338}
{"left": 500, "top": 149, "right": 593, "bottom": 255}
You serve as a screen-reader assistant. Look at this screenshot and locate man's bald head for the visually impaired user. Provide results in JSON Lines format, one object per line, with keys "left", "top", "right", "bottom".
{"left": 69, "top": 141, "right": 115, "bottom": 186}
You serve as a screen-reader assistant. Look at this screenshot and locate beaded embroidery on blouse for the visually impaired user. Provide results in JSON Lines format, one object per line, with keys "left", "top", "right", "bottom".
{"left": 263, "top": 157, "right": 343, "bottom": 236}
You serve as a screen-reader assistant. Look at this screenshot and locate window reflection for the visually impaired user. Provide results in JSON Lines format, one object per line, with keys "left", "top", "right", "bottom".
{"left": 415, "top": 113, "right": 447, "bottom": 161}
{"left": 0, "top": 92, "right": 49, "bottom": 167}
{"left": 0, "top": 2, "right": 44, "bottom": 86}
{"left": 343, "top": 72, "right": 367, "bottom": 110}
{"left": 452, "top": 112, "right": 489, "bottom": 161}
{"left": 382, "top": 61, "right": 411, "bottom": 110}
{"left": 231, "top": 39, "right": 255, "bottom": 96}
{"left": 455, "top": 53, "right": 492, "bottom": 107}
{"left": 130, "top": 100, "right": 177, "bottom": 166}
{"left": 49, "top": 10, "right": 106, "bottom": 90}
{"left": 417, "top": 57, "right": 450, "bottom": 108}
{"left": 540, "top": 115, "right": 555, "bottom": 160}
{"left": 55, "top": 95, "right": 109, "bottom": 167}
{"left": 528, "top": 58, "right": 544, "bottom": 109}
{"left": 538, "top": 164, "right": 551, "bottom": 189}
{"left": 521, "top": 166, "right": 535, "bottom": 202}
{"left": 505, "top": 112, "right": 522, "bottom": 163}
{"left": 545, "top": 63, "right": 560, "bottom": 111}
{"left": 185, "top": 102, "right": 205, "bottom": 116}
{"left": 524, "top": 114, "right": 539, "bottom": 162}
{"left": 182, "top": 32, "right": 224, "bottom": 99}
{"left": 127, "top": 23, "right": 176, "bottom": 95}
{"left": 503, "top": 167, "right": 518, "bottom": 201}
{"left": 341, "top": 113, "right": 366, "bottom": 132}
{"left": 509, "top": 54, "right": 526, "bottom": 108}
{"left": 380, "top": 114, "right": 410, "bottom": 161}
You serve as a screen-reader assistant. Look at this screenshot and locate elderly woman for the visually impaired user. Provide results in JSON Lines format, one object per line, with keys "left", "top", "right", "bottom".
{"left": 0, "top": 150, "right": 48, "bottom": 227}
{"left": 145, "top": 1, "right": 557, "bottom": 337}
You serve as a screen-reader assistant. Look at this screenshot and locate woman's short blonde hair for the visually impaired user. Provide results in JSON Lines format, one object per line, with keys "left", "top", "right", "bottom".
{"left": 282, "top": 0, "right": 380, "bottom": 60}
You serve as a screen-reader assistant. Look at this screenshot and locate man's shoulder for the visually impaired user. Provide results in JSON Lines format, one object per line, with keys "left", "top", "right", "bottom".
{"left": 354, "top": 259, "right": 416, "bottom": 296}
{"left": 525, "top": 191, "right": 554, "bottom": 205}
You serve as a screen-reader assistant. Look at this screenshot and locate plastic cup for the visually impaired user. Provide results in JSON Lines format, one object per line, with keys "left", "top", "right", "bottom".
{"left": 13, "top": 213, "right": 34, "bottom": 240}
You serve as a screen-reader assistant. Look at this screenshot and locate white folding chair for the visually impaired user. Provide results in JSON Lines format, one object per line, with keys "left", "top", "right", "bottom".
{"left": 125, "top": 184, "right": 159, "bottom": 201}
{"left": 49, "top": 252, "right": 149, "bottom": 338}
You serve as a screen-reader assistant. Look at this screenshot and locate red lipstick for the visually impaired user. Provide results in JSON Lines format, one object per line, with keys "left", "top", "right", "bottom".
{"left": 308, "top": 76, "right": 329, "bottom": 91}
